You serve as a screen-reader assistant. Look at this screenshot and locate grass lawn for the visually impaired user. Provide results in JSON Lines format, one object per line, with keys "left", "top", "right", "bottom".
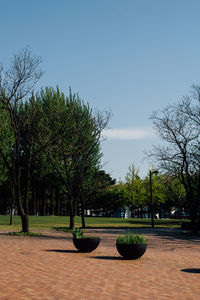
{"left": 0, "top": 215, "right": 188, "bottom": 231}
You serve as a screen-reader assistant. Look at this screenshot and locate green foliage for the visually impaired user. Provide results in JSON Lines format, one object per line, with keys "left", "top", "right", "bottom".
{"left": 72, "top": 227, "right": 99, "bottom": 239}
{"left": 0, "top": 109, "right": 14, "bottom": 183}
{"left": 124, "top": 164, "right": 146, "bottom": 206}
{"left": 33, "top": 87, "right": 108, "bottom": 228}
{"left": 116, "top": 233, "right": 147, "bottom": 244}
{"left": 9, "top": 231, "right": 43, "bottom": 237}
{"left": 0, "top": 84, "right": 110, "bottom": 229}
{"left": 72, "top": 227, "right": 84, "bottom": 239}
{"left": 86, "top": 170, "right": 117, "bottom": 211}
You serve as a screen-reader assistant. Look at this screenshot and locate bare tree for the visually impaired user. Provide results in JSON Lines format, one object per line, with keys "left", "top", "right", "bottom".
{"left": 0, "top": 47, "right": 43, "bottom": 232}
{"left": 149, "top": 86, "right": 200, "bottom": 225}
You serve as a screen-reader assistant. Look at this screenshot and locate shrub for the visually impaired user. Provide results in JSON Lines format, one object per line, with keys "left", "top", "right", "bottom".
{"left": 116, "top": 233, "right": 147, "bottom": 245}
{"left": 9, "top": 232, "right": 43, "bottom": 237}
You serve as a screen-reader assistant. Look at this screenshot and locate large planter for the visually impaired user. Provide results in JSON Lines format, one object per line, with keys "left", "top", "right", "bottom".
{"left": 116, "top": 243, "right": 147, "bottom": 259}
{"left": 73, "top": 237, "right": 100, "bottom": 253}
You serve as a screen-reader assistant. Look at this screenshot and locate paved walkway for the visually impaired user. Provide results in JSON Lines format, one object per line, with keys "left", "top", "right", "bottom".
{"left": 0, "top": 227, "right": 199, "bottom": 299}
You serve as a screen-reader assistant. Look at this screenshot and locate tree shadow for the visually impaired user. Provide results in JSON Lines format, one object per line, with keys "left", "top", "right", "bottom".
{"left": 54, "top": 226, "right": 127, "bottom": 234}
{"left": 45, "top": 249, "right": 77, "bottom": 253}
{"left": 91, "top": 255, "right": 123, "bottom": 260}
{"left": 41, "top": 235, "right": 72, "bottom": 240}
{"left": 0, "top": 232, "right": 72, "bottom": 241}
{"left": 53, "top": 227, "right": 72, "bottom": 232}
{"left": 53, "top": 226, "right": 200, "bottom": 241}
{"left": 181, "top": 268, "right": 200, "bottom": 274}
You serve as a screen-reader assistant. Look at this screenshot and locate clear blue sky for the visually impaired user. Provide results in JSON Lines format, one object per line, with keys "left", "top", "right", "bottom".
{"left": 1, "top": 0, "right": 200, "bottom": 180}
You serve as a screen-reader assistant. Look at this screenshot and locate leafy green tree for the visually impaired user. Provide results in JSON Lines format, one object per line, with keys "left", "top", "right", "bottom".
{"left": 0, "top": 109, "right": 14, "bottom": 184}
{"left": 142, "top": 172, "right": 167, "bottom": 219}
{"left": 36, "top": 87, "right": 110, "bottom": 228}
{"left": 0, "top": 110, "right": 14, "bottom": 219}
{"left": 157, "top": 175, "right": 186, "bottom": 218}
{"left": 124, "top": 164, "right": 145, "bottom": 217}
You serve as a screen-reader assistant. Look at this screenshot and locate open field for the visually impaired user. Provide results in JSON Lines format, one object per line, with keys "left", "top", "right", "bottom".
{"left": 0, "top": 215, "right": 189, "bottom": 231}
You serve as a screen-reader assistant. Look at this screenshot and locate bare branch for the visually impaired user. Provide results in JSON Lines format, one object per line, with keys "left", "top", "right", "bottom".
{"left": 0, "top": 47, "right": 43, "bottom": 105}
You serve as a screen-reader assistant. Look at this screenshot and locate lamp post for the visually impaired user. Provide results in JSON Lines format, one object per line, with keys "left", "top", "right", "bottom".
{"left": 149, "top": 169, "right": 158, "bottom": 228}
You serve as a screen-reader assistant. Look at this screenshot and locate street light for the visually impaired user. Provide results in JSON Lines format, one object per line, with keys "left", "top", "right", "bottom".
{"left": 149, "top": 169, "right": 158, "bottom": 228}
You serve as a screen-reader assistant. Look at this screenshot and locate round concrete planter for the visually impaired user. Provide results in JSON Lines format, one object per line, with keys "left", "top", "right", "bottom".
{"left": 116, "top": 243, "right": 147, "bottom": 259}
{"left": 73, "top": 237, "right": 100, "bottom": 253}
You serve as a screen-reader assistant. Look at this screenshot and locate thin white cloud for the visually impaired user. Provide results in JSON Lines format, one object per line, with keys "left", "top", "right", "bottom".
{"left": 102, "top": 127, "right": 155, "bottom": 140}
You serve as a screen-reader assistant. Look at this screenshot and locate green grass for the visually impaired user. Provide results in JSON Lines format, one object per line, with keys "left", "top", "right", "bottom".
{"left": 0, "top": 215, "right": 189, "bottom": 231}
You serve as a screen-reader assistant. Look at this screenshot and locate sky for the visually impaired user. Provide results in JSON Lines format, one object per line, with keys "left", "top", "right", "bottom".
{"left": 1, "top": 0, "right": 200, "bottom": 181}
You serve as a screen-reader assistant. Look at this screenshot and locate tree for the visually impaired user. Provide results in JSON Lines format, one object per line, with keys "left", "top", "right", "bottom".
{"left": 0, "top": 47, "right": 43, "bottom": 232}
{"left": 124, "top": 164, "right": 144, "bottom": 217}
{"left": 36, "top": 87, "right": 110, "bottom": 228}
{"left": 150, "top": 85, "right": 200, "bottom": 225}
{"left": 85, "top": 170, "right": 117, "bottom": 216}
{"left": 161, "top": 175, "right": 186, "bottom": 218}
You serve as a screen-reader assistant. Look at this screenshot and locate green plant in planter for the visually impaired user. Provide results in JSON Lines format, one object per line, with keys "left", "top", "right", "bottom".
{"left": 116, "top": 233, "right": 147, "bottom": 244}
{"left": 72, "top": 227, "right": 100, "bottom": 252}
{"left": 72, "top": 227, "right": 84, "bottom": 239}
{"left": 116, "top": 233, "right": 147, "bottom": 259}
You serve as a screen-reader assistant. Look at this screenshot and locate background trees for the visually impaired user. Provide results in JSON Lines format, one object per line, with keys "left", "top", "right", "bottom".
{"left": 150, "top": 85, "right": 200, "bottom": 225}
{"left": 0, "top": 48, "right": 110, "bottom": 231}
{"left": 86, "top": 170, "right": 118, "bottom": 216}
{"left": 0, "top": 79, "right": 110, "bottom": 230}
{"left": 1, "top": 50, "right": 199, "bottom": 231}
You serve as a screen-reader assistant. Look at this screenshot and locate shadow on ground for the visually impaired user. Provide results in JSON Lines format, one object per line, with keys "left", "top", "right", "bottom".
{"left": 181, "top": 268, "right": 200, "bottom": 274}
{"left": 91, "top": 255, "right": 122, "bottom": 260}
{"left": 70, "top": 227, "right": 200, "bottom": 243}
{"left": 45, "top": 249, "right": 78, "bottom": 253}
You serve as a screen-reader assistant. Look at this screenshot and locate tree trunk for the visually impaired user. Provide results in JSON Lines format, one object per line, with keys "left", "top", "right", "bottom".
{"left": 41, "top": 189, "right": 46, "bottom": 216}
{"left": 16, "top": 167, "right": 30, "bottom": 233}
{"left": 9, "top": 185, "right": 15, "bottom": 225}
{"left": 69, "top": 214, "right": 74, "bottom": 229}
{"left": 16, "top": 188, "right": 29, "bottom": 233}
{"left": 129, "top": 206, "right": 135, "bottom": 218}
{"left": 55, "top": 188, "right": 60, "bottom": 215}
{"left": 32, "top": 182, "right": 37, "bottom": 215}
{"left": 21, "top": 213, "right": 29, "bottom": 233}
{"left": 50, "top": 185, "right": 55, "bottom": 215}
{"left": 140, "top": 206, "right": 143, "bottom": 218}
{"left": 80, "top": 196, "right": 86, "bottom": 228}
{"left": 69, "top": 198, "right": 74, "bottom": 229}
{"left": 9, "top": 201, "right": 14, "bottom": 225}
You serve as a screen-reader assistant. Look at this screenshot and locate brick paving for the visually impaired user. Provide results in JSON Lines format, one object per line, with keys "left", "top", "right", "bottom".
{"left": 0, "top": 227, "right": 199, "bottom": 300}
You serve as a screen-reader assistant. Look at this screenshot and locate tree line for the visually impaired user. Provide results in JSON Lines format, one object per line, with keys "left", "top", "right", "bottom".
{"left": 0, "top": 48, "right": 199, "bottom": 232}
{"left": 85, "top": 83, "right": 200, "bottom": 228}
{"left": 0, "top": 48, "right": 110, "bottom": 232}
{"left": 90, "top": 164, "right": 187, "bottom": 220}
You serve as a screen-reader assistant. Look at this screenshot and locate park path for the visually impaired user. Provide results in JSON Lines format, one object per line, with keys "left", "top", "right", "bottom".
{"left": 0, "top": 227, "right": 199, "bottom": 299}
